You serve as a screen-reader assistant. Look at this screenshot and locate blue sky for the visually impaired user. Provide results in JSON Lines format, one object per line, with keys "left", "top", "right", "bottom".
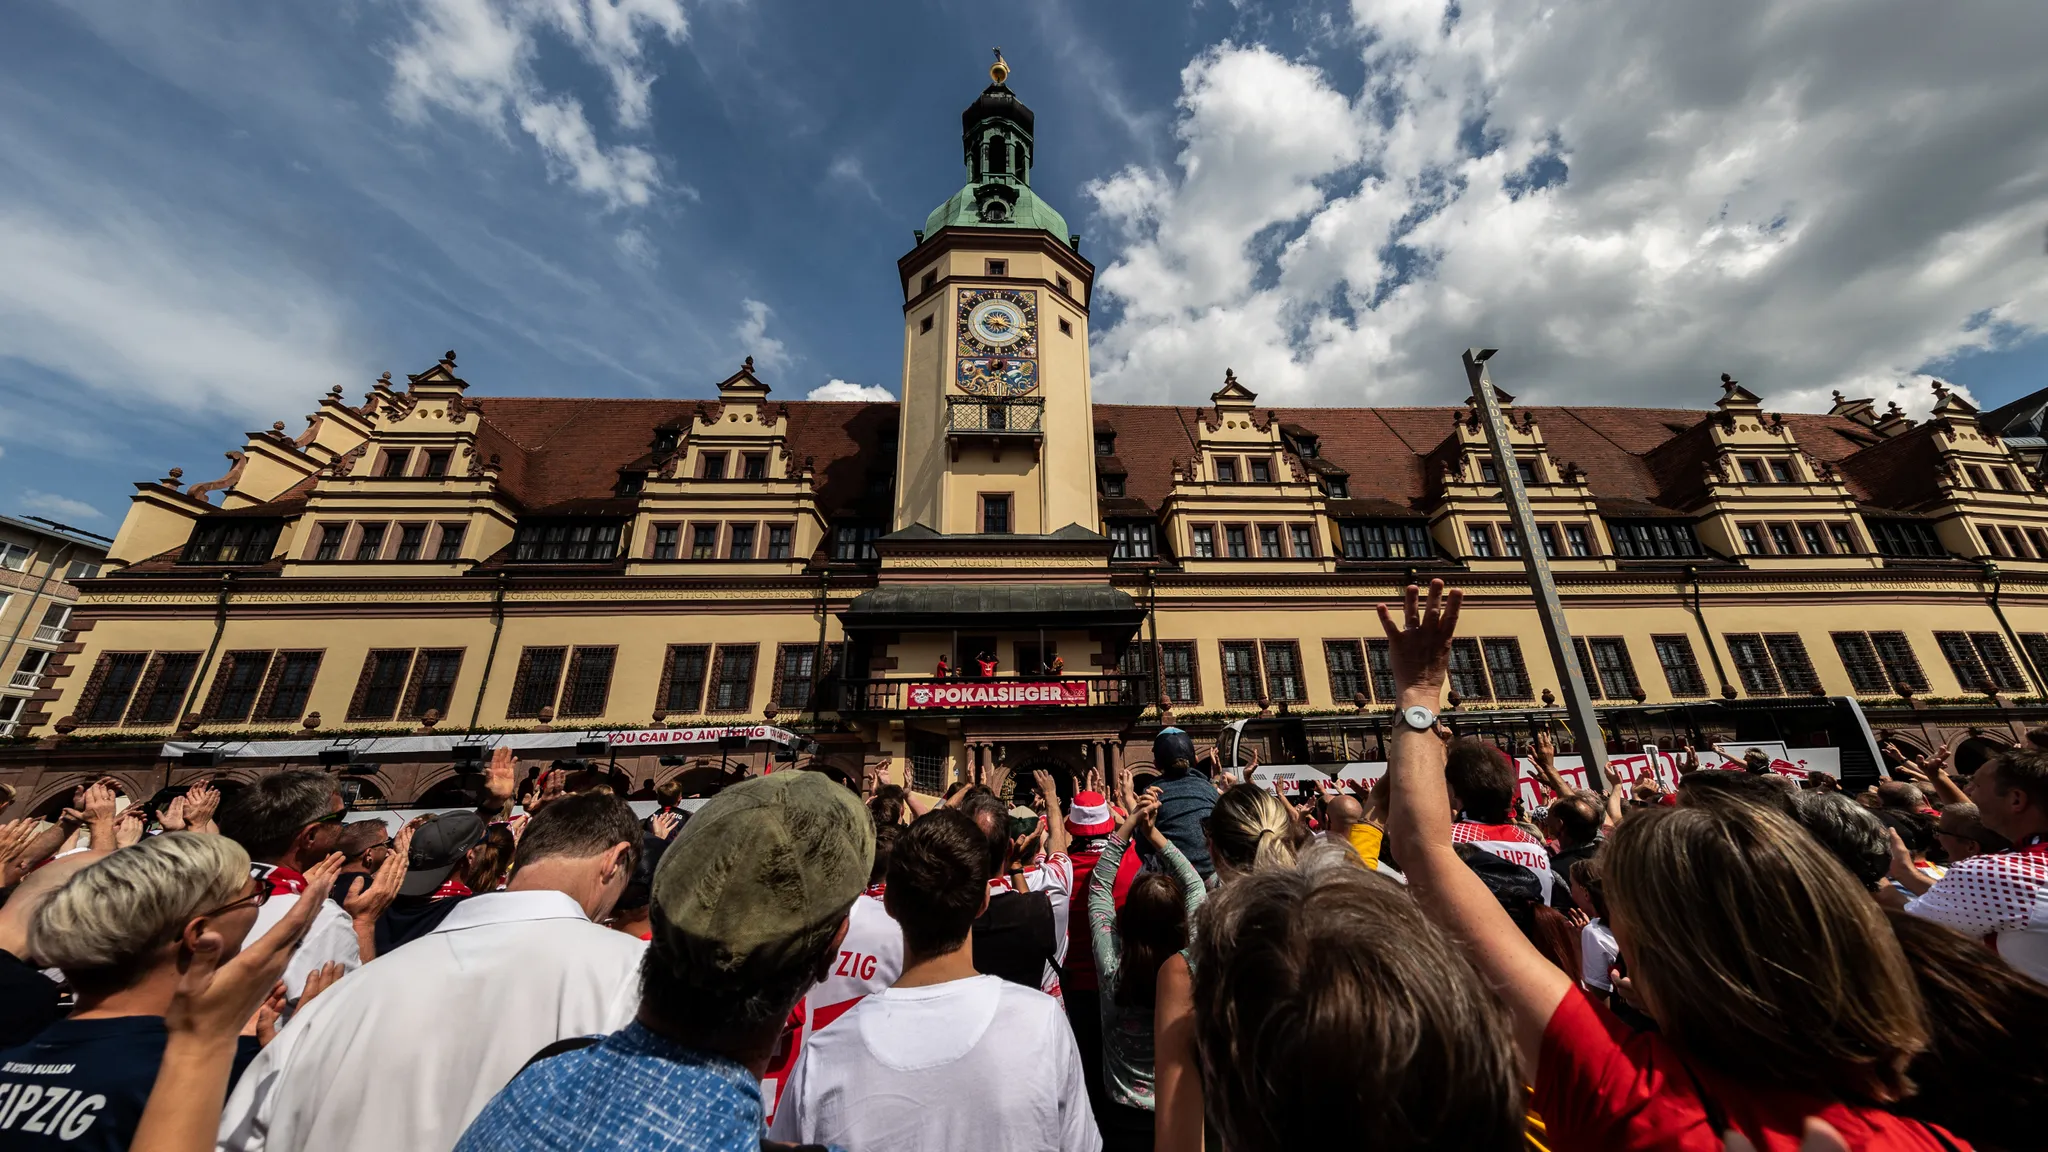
{"left": 3, "top": 0, "right": 2044, "bottom": 528}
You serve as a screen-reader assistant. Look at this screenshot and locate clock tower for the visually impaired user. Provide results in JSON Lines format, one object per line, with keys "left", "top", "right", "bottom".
{"left": 893, "top": 52, "right": 1099, "bottom": 538}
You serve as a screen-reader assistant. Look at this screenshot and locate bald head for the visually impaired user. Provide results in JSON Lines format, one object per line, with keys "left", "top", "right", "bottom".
{"left": 1325, "top": 794, "right": 1363, "bottom": 835}
{"left": 0, "top": 849, "right": 110, "bottom": 958}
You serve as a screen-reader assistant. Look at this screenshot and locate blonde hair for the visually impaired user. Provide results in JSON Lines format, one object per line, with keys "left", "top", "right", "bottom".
{"left": 1604, "top": 803, "right": 1927, "bottom": 1103}
{"left": 30, "top": 832, "right": 250, "bottom": 993}
{"left": 1208, "top": 784, "right": 1309, "bottom": 875}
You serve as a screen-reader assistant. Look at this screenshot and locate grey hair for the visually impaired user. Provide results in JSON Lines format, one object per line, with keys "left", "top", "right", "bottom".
{"left": 29, "top": 832, "right": 250, "bottom": 991}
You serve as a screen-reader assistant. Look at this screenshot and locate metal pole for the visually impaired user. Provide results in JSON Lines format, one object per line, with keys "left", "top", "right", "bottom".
{"left": 1463, "top": 348, "right": 1612, "bottom": 787}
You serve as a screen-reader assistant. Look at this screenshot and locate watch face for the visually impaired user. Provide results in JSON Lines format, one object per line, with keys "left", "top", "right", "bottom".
{"left": 1403, "top": 704, "right": 1436, "bottom": 730}
{"left": 968, "top": 299, "right": 1026, "bottom": 347}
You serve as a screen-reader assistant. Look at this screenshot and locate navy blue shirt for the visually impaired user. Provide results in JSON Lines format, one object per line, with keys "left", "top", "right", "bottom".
{"left": 0, "top": 1016, "right": 164, "bottom": 1149}
{"left": 0, "top": 953, "right": 63, "bottom": 1050}
{"left": 1148, "top": 771, "right": 1219, "bottom": 878}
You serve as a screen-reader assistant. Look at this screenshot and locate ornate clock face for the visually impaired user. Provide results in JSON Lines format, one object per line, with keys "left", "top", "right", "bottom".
{"left": 956, "top": 288, "right": 1040, "bottom": 395}
{"left": 968, "top": 299, "right": 1027, "bottom": 348}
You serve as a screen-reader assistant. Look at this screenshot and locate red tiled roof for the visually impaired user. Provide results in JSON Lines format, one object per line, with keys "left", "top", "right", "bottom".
{"left": 189, "top": 397, "right": 1948, "bottom": 525}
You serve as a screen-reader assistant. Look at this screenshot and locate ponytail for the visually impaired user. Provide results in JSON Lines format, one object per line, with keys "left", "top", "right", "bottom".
{"left": 1211, "top": 784, "right": 1309, "bottom": 874}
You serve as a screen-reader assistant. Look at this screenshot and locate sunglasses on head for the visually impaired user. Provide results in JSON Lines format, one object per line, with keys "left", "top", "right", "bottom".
{"left": 307, "top": 809, "right": 348, "bottom": 827}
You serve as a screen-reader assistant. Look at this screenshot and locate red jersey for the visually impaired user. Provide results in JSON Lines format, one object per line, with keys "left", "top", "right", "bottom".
{"left": 1535, "top": 986, "right": 1967, "bottom": 1151}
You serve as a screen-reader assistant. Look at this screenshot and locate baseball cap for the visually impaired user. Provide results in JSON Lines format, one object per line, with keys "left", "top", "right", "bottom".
{"left": 651, "top": 771, "right": 873, "bottom": 972}
{"left": 400, "top": 812, "right": 486, "bottom": 897}
{"left": 1154, "top": 727, "right": 1197, "bottom": 773}
{"left": 1067, "top": 790, "right": 1114, "bottom": 836}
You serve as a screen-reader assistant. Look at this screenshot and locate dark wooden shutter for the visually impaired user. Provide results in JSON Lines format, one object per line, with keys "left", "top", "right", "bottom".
{"left": 199, "top": 652, "right": 241, "bottom": 720}
{"left": 73, "top": 653, "right": 115, "bottom": 724}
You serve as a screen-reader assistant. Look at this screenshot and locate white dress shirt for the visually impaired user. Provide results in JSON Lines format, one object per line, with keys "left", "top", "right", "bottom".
{"left": 218, "top": 889, "right": 647, "bottom": 1152}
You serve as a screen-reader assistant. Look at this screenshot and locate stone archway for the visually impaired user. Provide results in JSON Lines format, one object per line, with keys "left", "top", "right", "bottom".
{"left": 1008, "top": 759, "right": 1075, "bottom": 812}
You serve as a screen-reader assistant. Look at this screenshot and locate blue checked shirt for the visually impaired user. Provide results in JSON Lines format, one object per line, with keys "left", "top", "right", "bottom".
{"left": 454, "top": 1022, "right": 841, "bottom": 1152}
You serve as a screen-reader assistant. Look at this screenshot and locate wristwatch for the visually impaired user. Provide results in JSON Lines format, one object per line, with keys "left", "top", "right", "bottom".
{"left": 1397, "top": 703, "right": 1438, "bottom": 732}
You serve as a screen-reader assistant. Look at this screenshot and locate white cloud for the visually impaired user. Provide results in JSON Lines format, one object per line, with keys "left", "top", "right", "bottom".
{"left": 0, "top": 204, "right": 360, "bottom": 419}
{"left": 388, "top": 0, "right": 688, "bottom": 209}
{"left": 807, "top": 379, "right": 895, "bottom": 402}
{"left": 19, "top": 490, "right": 104, "bottom": 522}
{"left": 613, "top": 226, "right": 657, "bottom": 267}
{"left": 826, "top": 156, "right": 882, "bottom": 205}
{"left": 734, "top": 298, "right": 790, "bottom": 373}
{"left": 1088, "top": 6, "right": 2048, "bottom": 414}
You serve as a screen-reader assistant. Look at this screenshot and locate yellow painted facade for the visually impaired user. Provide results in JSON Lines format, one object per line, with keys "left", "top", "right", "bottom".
{"left": 9, "top": 62, "right": 2048, "bottom": 813}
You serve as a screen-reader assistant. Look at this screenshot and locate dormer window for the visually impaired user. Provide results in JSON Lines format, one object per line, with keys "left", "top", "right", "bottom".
{"left": 512, "top": 520, "right": 623, "bottom": 563}
{"left": 180, "top": 519, "right": 284, "bottom": 565}
{"left": 652, "top": 428, "right": 680, "bottom": 455}
{"left": 616, "top": 473, "right": 645, "bottom": 496}
{"left": 1101, "top": 476, "right": 1125, "bottom": 498}
{"left": 1283, "top": 431, "right": 1319, "bottom": 458}
{"left": 1323, "top": 477, "right": 1348, "bottom": 499}
{"left": 1094, "top": 432, "right": 1115, "bottom": 456}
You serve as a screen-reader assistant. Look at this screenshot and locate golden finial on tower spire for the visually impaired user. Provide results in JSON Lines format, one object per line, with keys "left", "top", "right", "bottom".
{"left": 990, "top": 47, "right": 1009, "bottom": 85}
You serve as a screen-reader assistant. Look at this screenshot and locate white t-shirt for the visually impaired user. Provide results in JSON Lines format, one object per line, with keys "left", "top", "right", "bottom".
{"left": 769, "top": 974, "right": 1101, "bottom": 1152}
{"left": 807, "top": 892, "right": 905, "bottom": 1036}
{"left": 1579, "top": 919, "right": 1620, "bottom": 992}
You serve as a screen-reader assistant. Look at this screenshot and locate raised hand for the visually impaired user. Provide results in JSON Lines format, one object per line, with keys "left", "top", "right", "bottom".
{"left": 299, "top": 961, "right": 346, "bottom": 1006}
{"left": 160, "top": 795, "right": 189, "bottom": 832}
{"left": 252, "top": 983, "right": 290, "bottom": 1047}
{"left": 484, "top": 747, "right": 517, "bottom": 808}
{"left": 344, "top": 840, "right": 405, "bottom": 923}
{"left": 116, "top": 807, "right": 147, "bottom": 848}
{"left": 184, "top": 780, "right": 220, "bottom": 831}
{"left": 984, "top": 761, "right": 1013, "bottom": 800}
{"left": 1534, "top": 729, "right": 1555, "bottom": 764}
{"left": 651, "top": 811, "right": 681, "bottom": 841}
{"left": 1564, "top": 907, "right": 1590, "bottom": 930}
{"left": 1374, "top": 579, "right": 1463, "bottom": 700}
{"left": 0, "top": 820, "right": 41, "bottom": 886}
{"left": 79, "top": 782, "right": 119, "bottom": 848}
{"left": 1031, "top": 770, "right": 1057, "bottom": 811}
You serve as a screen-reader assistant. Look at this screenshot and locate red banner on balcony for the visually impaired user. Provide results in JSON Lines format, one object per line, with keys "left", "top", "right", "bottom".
{"left": 905, "top": 680, "right": 1090, "bottom": 708}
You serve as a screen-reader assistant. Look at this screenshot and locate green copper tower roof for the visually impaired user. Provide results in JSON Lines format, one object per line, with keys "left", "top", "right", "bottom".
{"left": 920, "top": 53, "right": 1077, "bottom": 248}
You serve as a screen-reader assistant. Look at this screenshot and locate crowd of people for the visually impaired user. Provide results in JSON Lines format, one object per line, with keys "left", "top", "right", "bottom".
{"left": 0, "top": 578, "right": 2044, "bottom": 1150}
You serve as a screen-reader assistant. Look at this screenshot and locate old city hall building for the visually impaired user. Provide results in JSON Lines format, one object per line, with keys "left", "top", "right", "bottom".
{"left": 9, "top": 60, "right": 2048, "bottom": 812}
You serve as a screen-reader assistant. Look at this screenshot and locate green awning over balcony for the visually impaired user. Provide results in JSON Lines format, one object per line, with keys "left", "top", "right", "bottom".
{"left": 843, "top": 583, "right": 1141, "bottom": 630}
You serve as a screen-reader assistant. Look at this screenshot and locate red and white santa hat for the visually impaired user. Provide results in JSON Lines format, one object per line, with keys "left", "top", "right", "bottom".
{"left": 1067, "top": 790, "right": 1115, "bottom": 836}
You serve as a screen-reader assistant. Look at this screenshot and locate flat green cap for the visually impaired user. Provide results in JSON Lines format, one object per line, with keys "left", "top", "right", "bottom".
{"left": 650, "top": 771, "right": 874, "bottom": 972}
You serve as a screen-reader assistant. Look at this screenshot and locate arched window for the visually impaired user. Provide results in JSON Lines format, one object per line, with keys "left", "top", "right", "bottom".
{"left": 985, "top": 135, "right": 1008, "bottom": 176}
